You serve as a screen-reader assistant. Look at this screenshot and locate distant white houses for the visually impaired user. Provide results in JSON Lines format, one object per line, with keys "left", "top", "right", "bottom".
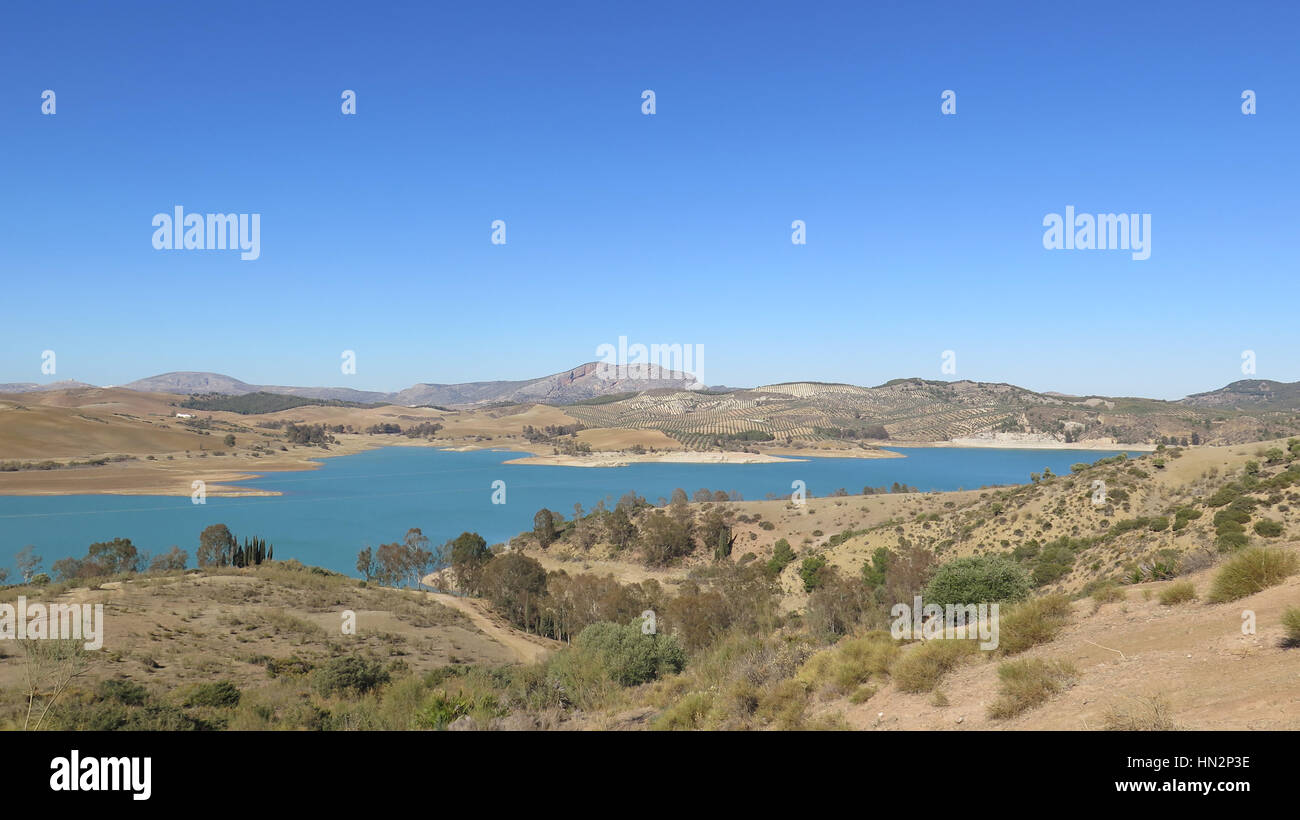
{"left": 175, "top": 412, "right": 194, "bottom": 419}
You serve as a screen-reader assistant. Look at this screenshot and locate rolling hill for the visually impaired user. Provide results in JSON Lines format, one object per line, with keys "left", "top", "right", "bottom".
{"left": 1182, "top": 379, "right": 1300, "bottom": 410}
{"left": 118, "top": 362, "right": 704, "bottom": 408}
{"left": 8, "top": 369, "right": 1300, "bottom": 452}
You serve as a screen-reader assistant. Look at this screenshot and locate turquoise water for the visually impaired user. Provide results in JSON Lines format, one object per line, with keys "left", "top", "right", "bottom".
{"left": 0, "top": 446, "right": 1133, "bottom": 578}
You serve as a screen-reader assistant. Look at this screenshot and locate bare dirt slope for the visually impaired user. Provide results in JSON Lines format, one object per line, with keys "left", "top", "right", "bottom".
{"left": 826, "top": 547, "right": 1300, "bottom": 731}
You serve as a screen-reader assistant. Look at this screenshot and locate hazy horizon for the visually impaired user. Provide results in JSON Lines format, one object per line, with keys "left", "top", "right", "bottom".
{"left": 0, "top": 360, "right": 1279, "bottom": 403}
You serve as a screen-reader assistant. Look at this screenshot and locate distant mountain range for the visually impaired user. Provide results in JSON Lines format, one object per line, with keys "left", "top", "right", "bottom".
{"left": 5, "top": 370, "right": 1300, "bottom": 418}
{"left": 6, "top": 369, "right": 1300, "bottom": 447}
{"left": 113, "top": 362, "right": 706, "bottom": 408}
{"left": 0, "top": 379, "right": 97, "bottom": 393}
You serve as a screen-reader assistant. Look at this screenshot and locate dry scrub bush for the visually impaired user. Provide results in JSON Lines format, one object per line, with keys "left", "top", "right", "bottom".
{"left": 1208, "top": 548, "right": 1298, "bottom": 602}
{"left": 891, "top": 639, "right": 979, "bottom": 693}
{"left": 1158, "top": 580, "right": 1197, "bottom": 606}
{"left": 796, "top": 631, "right": 900, "bottom": 697}
{"left": 998, "top": 594, "right": 1072, "bottom": 655}
{"left": 1102, "top": 693, "right": 1180, "bottom": 730}
{"left": 1280, "top": 606, "right": 1300, "bottom": 648}
{"left": 987, "top": 658, "right": 1077, "bottom": 719}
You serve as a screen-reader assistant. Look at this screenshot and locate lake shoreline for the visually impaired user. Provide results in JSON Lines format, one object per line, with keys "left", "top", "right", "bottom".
{"left": 0, "top": 444, "right": 1143, "bottom": 578}
{"left": 0, "top": 435, "right": 1147, "bottom": 497}
{"left": 902, "top": 437, "right": 1156, "bottom": 452}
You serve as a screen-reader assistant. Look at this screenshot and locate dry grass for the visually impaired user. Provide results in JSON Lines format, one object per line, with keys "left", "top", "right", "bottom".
{"left": 987, "top": 658, "right": 1077, "bottom": 719}
{"left": 891, "top": 639, "right": 980, "bottom": 693}
{"left": 997, "top": 594, "right": 1072, "bottom": 655}
{"left": 1158, "top": 580, "right": 1197, "bottom": 606}
{"left": 1102, "top": 693, "right": 1181, "bottom": 731}
{"left": 1207, "top": 548, "right": 1299, "bottom": 603}
{"left": 1281, "top": 606, "right": 1300, "bottom": 648}
{"left": 796, "top": 631, "right": 899, "bottom": 696}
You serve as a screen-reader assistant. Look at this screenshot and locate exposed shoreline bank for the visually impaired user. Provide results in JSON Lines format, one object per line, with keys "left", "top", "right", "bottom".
{"left": 0, "top": 435, "right": 1147, "bottom": 497}
{"left": 895, "top": 437, "right": 1156, "bottom": 452}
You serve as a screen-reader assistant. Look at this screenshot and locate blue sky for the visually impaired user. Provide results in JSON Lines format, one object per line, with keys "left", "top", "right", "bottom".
{"left": 1, "top": 1, "right": 1296, "bottom": 400}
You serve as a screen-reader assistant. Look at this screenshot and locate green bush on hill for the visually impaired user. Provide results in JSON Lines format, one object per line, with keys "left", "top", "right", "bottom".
{"left": 561, "top": 621, "right": 686, "bottom": 688}
{"left": 923, "top": 555, "right": 1032, "bottom": 606}
{"left": 766, "top": 538, "right": 795, "bottom": 577}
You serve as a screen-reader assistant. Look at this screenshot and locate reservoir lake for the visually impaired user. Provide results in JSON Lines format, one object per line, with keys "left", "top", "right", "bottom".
{"left": 0, "top": 446, "right": 1135, "bottom": 578}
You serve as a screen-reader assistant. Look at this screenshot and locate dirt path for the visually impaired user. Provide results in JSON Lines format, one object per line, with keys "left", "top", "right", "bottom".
{"left": 425, "top": 591, "right": 558, "bottom": 664}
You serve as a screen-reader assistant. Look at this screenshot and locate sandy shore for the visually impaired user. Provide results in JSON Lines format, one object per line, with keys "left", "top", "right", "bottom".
{"left": 502, "top": 440, "right": 905, "bottom": 467}
{"left": 901, "top": 436, "right": 1156, "bottom": 452}
{"left": 760, "top": 446, "right": 903, "bottom": 460}
{"left": 502, "top": 450, "right": 804, "bottom": 467}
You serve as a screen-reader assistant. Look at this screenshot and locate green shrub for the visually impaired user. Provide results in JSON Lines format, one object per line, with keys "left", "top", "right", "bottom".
{"left": 1253, "top": 519, "right": 1284, "bottom": 537}
{"left": 1158, "top": 580, "right": 1197, "bottom": 605}
{"left": 264, "top": 655, "right": 313, "bottom": 678}
{"left": 799, "top": 555, "right": 829, "bottom": 591}
{"left": 1111, "top": 518, "right": 1151, "bottom": 536}
{"left": 566, "top": 621, "right": 686, "bottom": 687}
{"left": 1205, "top": 486, "right": 1241, "bottom": 507}
{"left": 1214, "top": 508, "right": 1251, "bottom": 528}
{"left": 97, "top": 678, "right": 149, "bottom": 706}
{"left": 924, "top": 555, "right": 1032, "bottom": 606}
{"left": 1208, "top": 548, "right": 1299, "bottom": 602}
{"left": 184, "top": 680, "right": 242, "bottom": 708}
{"left": 57, "top": 698, "right": 209, "bottom": 731}
{"left": 1171, "top": 507, "right": 1202, "bottom": 532}
{"left": 1215, "top": 531, "right": 1250, "bottom": 552}
{"left": 313, "top": 655, "right": 391, "bottom": 696}
{"left": 766, "top": 538, "right": 795, "bottom": 576}
{"left": 987, "top": 658, "right": 1077, "bottom": 719}
{"left": 416, "top": 690, "right": 502, "bottom": 730}
{"left": 1013, "top": 540, "right": 1041, "bottom": 562}
{"left": 652, "top": 691, "right": 714, "bottom": 730}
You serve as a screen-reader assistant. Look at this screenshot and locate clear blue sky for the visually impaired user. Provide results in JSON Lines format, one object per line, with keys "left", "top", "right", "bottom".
{"left": 1, "top": 1, "right": 1296, "bottom": 400}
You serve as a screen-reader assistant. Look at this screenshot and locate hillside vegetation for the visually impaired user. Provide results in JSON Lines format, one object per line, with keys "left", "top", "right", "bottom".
{"left": 564, "top": 379, "right": 1300, "bottom": 450}
{"left": 180, "top": 392, "right": 383, "bottom": 414}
